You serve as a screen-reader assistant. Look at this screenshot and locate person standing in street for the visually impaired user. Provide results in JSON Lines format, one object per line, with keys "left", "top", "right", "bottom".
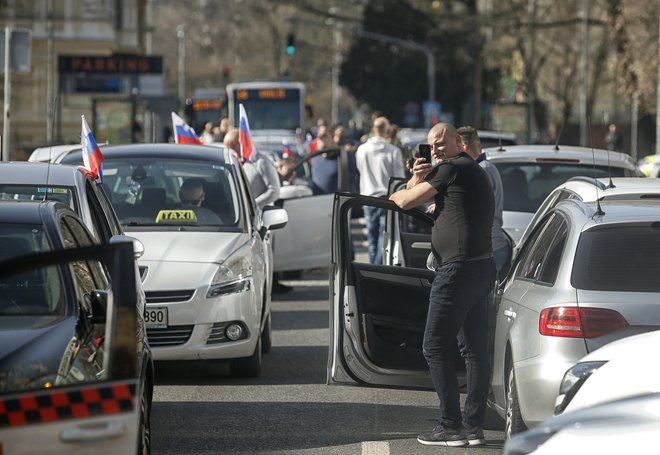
{"left": 223, "top": 128, "right": 280, "bottom": 209}
{"left": 457, "top": 126, "right": 509, "bottom": 275}
{"left": 390, "top": 122, "right": 495, "bottom": 447}
{"left": 355, "top": 116, "right": 405, "bottom": 264}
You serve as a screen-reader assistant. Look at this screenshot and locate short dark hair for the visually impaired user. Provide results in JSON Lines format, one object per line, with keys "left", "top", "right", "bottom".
{"left": 457, "top": 126, "right": 481, "bottom": 152}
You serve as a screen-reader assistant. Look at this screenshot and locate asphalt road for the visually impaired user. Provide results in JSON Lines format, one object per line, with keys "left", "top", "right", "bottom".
{"left": 150, "top": 265, "right": 505, "bottom": 454}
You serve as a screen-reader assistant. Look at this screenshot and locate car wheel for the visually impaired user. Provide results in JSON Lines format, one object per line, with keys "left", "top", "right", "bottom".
{"left": 261, "top": 313, "right": 272, "bottom": 354}
{"left": 505, "top": 365, "right": 527, "bottom": 439}
{"left": 137, "top": 381, "right": 152, "bottom": 455}
{"left": 230, "top": 336, "right": 262, "bottom": 377}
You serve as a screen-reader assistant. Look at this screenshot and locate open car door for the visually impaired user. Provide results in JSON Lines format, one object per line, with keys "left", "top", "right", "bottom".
{"left": 0, "top": 243, "right": 140, "bottom": 454}
{"left": 274, "top": 147, "right": 351, "bottom": 272}
{"left": 384, "top": 177, "right": 433, "bottom": 268}
{"left": 328, "top": 193, "right": 437, "bottom": 389}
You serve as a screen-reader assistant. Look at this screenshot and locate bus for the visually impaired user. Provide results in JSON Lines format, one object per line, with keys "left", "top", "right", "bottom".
{"left": 226, "top": 81, "right": 305, "bottom": 132}
{"left": 186, "top": 87, "right": 227, "bottom": 133}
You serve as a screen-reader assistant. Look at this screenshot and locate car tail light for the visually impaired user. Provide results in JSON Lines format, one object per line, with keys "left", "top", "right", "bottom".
{"left": 539, "top": 307, "right": 628, "bottom": 338}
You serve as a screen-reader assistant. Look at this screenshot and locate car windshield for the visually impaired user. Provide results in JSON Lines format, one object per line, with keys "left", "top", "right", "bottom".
{"left": 495, "top": 163, "right": 628, "bottom": 213}
{"left": 0, "top": 224, "right": 64, "bottom": 317}
{"left": 0, "top": 184, "right": 76, "bottom": 210}
{"left": 572, "top": 223, "right": 660, "bottom": 292}
{"left": 101, "top": 158, "right": 242, "bottom": 230}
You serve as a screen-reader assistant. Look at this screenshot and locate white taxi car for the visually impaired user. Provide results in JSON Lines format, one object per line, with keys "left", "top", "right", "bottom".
{"left": 61, "top": 144, "right": 288, "bottom": 377}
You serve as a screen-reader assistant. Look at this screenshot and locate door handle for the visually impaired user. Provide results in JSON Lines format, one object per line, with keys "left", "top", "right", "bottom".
{"left": 60, "top": 421, "right": 127, "bottom": 443}
{"left": 503, "top": 309, "right": 516, "bottom": 320}
{"left": 410, "top": 242, "right": 431, "bottom": 250}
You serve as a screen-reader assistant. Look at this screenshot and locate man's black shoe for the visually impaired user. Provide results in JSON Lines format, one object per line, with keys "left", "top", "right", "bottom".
{"left": 417, "top": 426, "right": 467, "bottom": 447}
{"left": 272, "top": 282, "right": 293, "bottom": 294}
{"left": 465, "top": 426, "right": 486, "bottom": 446}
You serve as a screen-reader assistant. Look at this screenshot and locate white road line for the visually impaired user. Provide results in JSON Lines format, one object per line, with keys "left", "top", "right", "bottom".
{"left": 361, "top": 441, "right": 390, "bottom": 455}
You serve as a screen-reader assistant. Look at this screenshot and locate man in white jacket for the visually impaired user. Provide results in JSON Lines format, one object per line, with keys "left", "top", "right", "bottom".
{"left": 355, "top": 116, "right": 405, "bottom": 264}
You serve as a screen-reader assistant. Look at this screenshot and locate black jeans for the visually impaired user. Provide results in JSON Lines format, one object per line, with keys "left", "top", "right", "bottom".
{"left": 422, "top": 258, "right": 496, "bottom": 430}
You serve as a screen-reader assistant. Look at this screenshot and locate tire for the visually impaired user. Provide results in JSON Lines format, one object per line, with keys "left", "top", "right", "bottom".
{"left": 137, "top": 380, "right": 152, "bottom": 455}
{"left": 261, "top": 313, "right": 272, "bottom": 354}
{"left": 505, "top": 365, "right": 527, "bottom": 439}
{"left": 231, "top": 337, "right": 262, "bottom": 378}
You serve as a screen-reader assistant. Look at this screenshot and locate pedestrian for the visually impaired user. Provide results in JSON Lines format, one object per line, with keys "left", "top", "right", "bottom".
{"left": 356, "top": 116, "right": 405, "bottom": 264}
{"left": 223, "top": 128, "right": 280, "bottom": 209}
{"left": 605, "top": 123, "right": 623, "bottom": 152}
{"left": 310, "top": 131, "right": 340, "bottom": 195}
{"left": 457, "top": 126, "right": 510, "bottom": 275}
{"left": 214, "top": 117, "right": 230, "bottom": 142}
{"left": 201, "top": 122, "right": 215, "bottom": 144}
{"left": 224, "top": 128, "right": 289, "bottom": 293}
{"left": 389, "top": 122, "right": 495, "bottom": 447}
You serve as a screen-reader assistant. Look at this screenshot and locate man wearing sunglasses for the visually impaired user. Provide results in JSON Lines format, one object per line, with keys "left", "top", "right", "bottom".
{"left": 178, "top": 178, "right": 222, "bottom": 224}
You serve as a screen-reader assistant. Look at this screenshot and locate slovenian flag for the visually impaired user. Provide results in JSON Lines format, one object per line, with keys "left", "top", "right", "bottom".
{"left": 171, "top": 112, "right": 203, "bottom": 145}
{"left": 81, "top": 115, "right": 104, "bottom": 181}
{"left": 239, "top": 104, "right": 255, "bottom": 162}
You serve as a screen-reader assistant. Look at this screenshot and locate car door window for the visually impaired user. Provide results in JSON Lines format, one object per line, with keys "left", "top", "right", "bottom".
{"left": 95, "top": 182, "right": 123, "bottom": 236}
{"left": 537, "top": 217, "right": 568, "bottom": 285}
{"left": 60, "top": 215, "right": 109, "bottom": 291}
{"left": 85, "top": 181, "right": 113, "bottom": 242}
{"left": 514, "top": 213, "right": 563, "bottom": 282}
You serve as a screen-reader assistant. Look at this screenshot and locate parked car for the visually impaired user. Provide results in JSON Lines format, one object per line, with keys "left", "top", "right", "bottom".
{"left": 484, "top": 144, "right": 642, "bottom": 242}
{"left": 28, "top": 144, "right": 82, "bottom": 163}
{"left": 503, "top": 392, "right": 660, "bottom": 455}
{"left": 327, "top": 194, "right": 660, "bottom": 440}
{"left": 61, "top": 144, "right": 288, "bottom": 377}
{"left": 0, "top": 201, "right": 150, "bottom": 454}
{"left": 490, "top": 197, "right": 660, "bottom": 437}
{"left": 554, "top": 329, "right": 660, "bottom": 415}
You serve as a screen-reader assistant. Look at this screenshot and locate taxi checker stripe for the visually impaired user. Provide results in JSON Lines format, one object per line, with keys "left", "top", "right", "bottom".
{"left": 0, "top": 382, "right": 135, "bottom": 428}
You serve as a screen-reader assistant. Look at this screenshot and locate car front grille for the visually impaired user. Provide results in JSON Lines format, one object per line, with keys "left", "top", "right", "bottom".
{"left": 145, "top": 290, "right": 195, "bottom": 304}
{"left": 147, "top": 325, "right": 194, "bottom": 346}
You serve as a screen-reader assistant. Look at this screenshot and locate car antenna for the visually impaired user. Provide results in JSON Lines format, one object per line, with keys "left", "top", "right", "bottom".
{"left": 588, "top": 115, "right": 605, "bottom": 217}
{"left": 602, "top": 111, "right": 615, "bottom": 188}
{"left": 495, "top": 102, "right": 505, "bottom": 151}
{"left": 43, "top": 95, "right": 58, "bottom": 202}
{"left": 553, "top": 123, "right": 564, "bottom": 151}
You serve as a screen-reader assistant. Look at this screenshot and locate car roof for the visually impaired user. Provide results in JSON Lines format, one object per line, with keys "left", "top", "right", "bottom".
{"left": 559, "top": 198, "right": 660, "bottom": 227}
{"left": 0, "top": 162, "right": 85, "bottom": 187}
{"left": 60, "top": 143, "right": 230, "bottom": 164}
{"left": 398, "top": 128, "right": 517, "bottom": 145}
{"left": 484, "top": 144, "right": 637, "bottom": 169}
{"left": 28, "top": 144, "right": 82, "bottom": 163}
{"left": 557, "top": 177, "right": 660, "bottom": 202}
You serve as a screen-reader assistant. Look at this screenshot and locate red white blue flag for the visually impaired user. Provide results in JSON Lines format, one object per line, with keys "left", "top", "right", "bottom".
{"left": 171, "top": 112, "right": 203, "bottom": 145}
{"left": 81, "top": 115, "right": 104, "bottom": 181}
{"left": 239, "top": 104, "right": 255, "bottom": 163}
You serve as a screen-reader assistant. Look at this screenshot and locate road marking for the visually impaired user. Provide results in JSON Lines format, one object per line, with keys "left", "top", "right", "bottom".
{"left": 361, "top": 441, "right": 390, "bottom": 455}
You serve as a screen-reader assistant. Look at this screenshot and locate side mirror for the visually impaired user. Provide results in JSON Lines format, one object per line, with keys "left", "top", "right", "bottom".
{"left": 110, "top": 234, "right": 145, "bottom": 259}
{"left": 262, "top": 206, "right": 288, "bottom": 231}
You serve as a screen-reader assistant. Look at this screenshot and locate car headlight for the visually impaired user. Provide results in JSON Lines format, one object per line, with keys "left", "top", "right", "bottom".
{"left": 207, "top": 244, "right": 252, "bottom": 298}
{"left": 554, "top": 361, "right": 607, "bottom": 415}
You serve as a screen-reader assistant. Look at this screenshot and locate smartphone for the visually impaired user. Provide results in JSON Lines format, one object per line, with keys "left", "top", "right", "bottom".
{"left": 416, "top": 143, "right": 432, "bottom": 163}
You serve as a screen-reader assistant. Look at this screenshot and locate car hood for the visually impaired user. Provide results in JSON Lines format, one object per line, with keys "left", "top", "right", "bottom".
{"left": 0, "top": 317, "right": 74, "bottom": 391}
{"left": 132, "top": 231, "right": 248, "bottom": 264}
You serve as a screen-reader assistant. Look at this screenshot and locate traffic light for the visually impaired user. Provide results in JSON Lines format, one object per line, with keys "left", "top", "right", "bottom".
{"left": 286, "top": 33, "right": 296, "bottom": 56}
{"left": 222, "top": 64, "right": 231, "bottom": 80}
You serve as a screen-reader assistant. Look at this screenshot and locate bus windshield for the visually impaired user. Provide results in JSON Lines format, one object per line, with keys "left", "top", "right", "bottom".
{"left": 228, "top": 84, "right": 304, "bottom": 131}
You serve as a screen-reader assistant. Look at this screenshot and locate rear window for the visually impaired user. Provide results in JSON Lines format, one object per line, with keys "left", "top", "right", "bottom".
{"left": 572, "top": 224, "right": 660, "bottom": 292}
{"left": 495, "top": 163, "right": 628, "bottom": 213}
{"left": 0, "top": 185, "right": 76, "bottom": 210}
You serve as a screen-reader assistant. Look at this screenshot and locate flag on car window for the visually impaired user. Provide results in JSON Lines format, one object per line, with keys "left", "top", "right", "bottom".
{"left": 171, "top": 112, "right": 203, "bottom": 145}
{"left": 239, "top": 104, "right": 255, "bottom": 163}
{"left": 81, "top": 115, "right": 104, "bottom": 181}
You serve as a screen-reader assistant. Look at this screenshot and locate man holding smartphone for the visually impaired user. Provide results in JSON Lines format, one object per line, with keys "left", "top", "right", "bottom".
{"left": 390, "top": 122, "right": 495, "bottom": 447}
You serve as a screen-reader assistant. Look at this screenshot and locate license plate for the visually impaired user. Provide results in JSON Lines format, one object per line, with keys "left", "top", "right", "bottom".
{"left": 145, "top": 307, "right": 168, "bottom": 329}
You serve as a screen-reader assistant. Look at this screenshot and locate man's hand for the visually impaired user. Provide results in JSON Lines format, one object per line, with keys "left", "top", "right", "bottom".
{"left": 425, "top": 203, "right": 436, "bottom": 214}
{"left": 407, "top": 157, "right": 434, "bottom": 188}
